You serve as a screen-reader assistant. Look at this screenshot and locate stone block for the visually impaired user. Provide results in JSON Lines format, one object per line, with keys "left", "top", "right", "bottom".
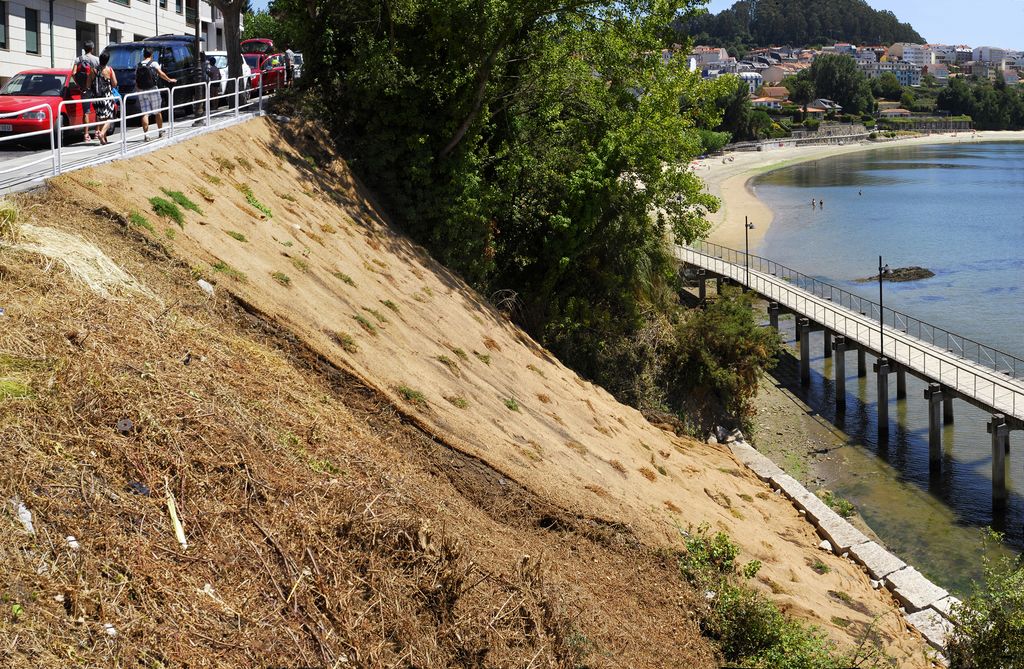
{"left": 848, "top": 541, "right": 907, "bottom": 580}
{"left": 728, "top": 442, "right": 783, "bottom": 481}
{"left": 930, "top": 595, "right": 961, "bottom": 618}
{"left": 815, "top": 512, "right": 870, "bottom": 554}
{"left": 905, "top": 608, "right": 953, "bottom": 651}
{"left": 768, "top": 472, "right": 804, "bottom": 500}
{"left": 886, "top": 567, "right": 949, "bottom": 613}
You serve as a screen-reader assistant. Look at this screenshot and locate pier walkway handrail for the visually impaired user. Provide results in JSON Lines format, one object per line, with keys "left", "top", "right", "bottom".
{"left": 677, "top": 241, "right": 1024, "bottom": 421}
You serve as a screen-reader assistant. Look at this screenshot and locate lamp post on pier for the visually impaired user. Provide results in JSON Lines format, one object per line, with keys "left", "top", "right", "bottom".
{"left": 744, "top": 217, "right": 755, "bottom": 287}
{"left": 878, "top": 256, "right": 890, "bottom": 359}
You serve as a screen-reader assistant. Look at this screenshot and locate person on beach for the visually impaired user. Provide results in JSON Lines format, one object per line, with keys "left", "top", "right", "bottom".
{"left": 71, "top": 41, "right": 99, "bottom": 142}
{"left": 88, "top": 52, "right": 117, "bottom": 145}
{"left": 811, "top": 198, "right": 816, "bottom": 209}
{"left": 135, "top": 48, "right": 177, "bottom": 141}
{"left": 819, "top": 199, "right": 824, "bottom": 208}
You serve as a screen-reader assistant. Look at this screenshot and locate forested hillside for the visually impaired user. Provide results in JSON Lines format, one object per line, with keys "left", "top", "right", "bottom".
{"left": 680, "top": 0, "right": 924, "bottom": 53}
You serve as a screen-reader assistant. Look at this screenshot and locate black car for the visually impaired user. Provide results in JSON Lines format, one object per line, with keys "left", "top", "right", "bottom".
{"left": 102, "top": 37, "right": 202, "bottom": 116}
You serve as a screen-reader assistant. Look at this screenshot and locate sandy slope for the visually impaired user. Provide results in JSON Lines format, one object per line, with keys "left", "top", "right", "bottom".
{"left": 701, "top": 130, "right": 1024, "bottom": 250}
{"left": 34, "top": 117, "right": 939, "bottom": 664}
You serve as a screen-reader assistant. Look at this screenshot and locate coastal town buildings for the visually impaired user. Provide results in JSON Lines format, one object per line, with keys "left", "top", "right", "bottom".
{"left": 0, "top": 0, "right": 233, "bottom": 85}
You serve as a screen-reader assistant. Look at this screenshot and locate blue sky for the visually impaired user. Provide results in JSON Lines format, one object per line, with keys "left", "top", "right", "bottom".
{"left": 702, "top": 0, "right": 1024, "bottom": 49}
{"left": 251, "top": 0, "right": 270, "bottom": 11}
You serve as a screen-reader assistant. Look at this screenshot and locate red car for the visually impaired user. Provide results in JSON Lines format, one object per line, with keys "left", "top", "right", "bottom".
{"left": 0, "top": 68, "right": 87, "bottom": 142}
{"left": 243, "top": 52, "right": 286, "bottom": 93}
{"left": 240, "top": 38, "right": 275, "bottom": 55}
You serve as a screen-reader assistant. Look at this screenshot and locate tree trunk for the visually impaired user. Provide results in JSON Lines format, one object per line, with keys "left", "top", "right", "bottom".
{"left": 211, "top": 0, "right": 243, "bottom": 80}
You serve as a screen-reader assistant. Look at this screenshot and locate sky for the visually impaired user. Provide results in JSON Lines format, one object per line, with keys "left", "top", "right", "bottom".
{"left": 702, "top": 0, "right": 1024, "bottom": 49}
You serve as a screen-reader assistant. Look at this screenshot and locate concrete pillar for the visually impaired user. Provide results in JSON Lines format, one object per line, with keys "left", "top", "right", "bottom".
{"left": 944, "top": 394, "right": 955, "bottom": 425}
{"left": 857, "top": 347, "right": 867, "bottom": 378}
{"left": 874, "top": 358, "right": 891, "bottom": 442}
{"left": 896, "top": 367, "right": 907, "bottom": 400}
{"left": 768, "top": 302, "right": 780, "bottom": 331}
{"left": 716, "top": 277, "right": 723, "bottom": 294}
{"left": 798, "top": 318, "right": 811, "bottom": 387}
{"left": 925, "top": 383, "right": 943, "bottom": 473}
{"left": 697, "top": 269, "right": 707, "bottom": 302}
{"left": 833, "top": 336, "right": 846, "bottom": 413}
{"left": 988, "top": 414, "right": 1009, "bottom": 510}
{"left": 823, "top": 330, "right": 833, "bottom": 358}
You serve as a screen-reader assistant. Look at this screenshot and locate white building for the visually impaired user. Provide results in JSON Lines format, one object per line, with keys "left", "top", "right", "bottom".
{"left": 973, "top": 46, "right": 1006, "bottom": 64}
{"left": 888, "top": 43, "right": 935, "bottom": 67}
{"left": 0, "top": 1, "right": 234, "bottom": 84}
{"left": 857, "top": 59, "right": 922, "bottom": 87}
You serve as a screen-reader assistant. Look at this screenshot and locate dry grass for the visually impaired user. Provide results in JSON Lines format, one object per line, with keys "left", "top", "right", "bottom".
{"left": 609, "top": 460, "right": 628, "bottom": 477}
{"left": 639, "top": 467, "right": 658, "bottom": 482}
{"left": 0, "top": 198, "right": 20, "bottom": 242}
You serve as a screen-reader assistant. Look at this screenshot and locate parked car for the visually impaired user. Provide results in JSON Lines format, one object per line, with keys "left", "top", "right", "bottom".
{"left": 244, "top": 52, "right": 286, "bottom": 93}
{"left": 240, "top": 38, "right": 275, "bottom": 55}
{"left": 205, "top": 50, "right": 252, "bottom": 105}
{"left": 0, "top": 69, "right": 86, "bottom": 143}
{"left": 103, "top": 37, "right": 202, "bottom": 116}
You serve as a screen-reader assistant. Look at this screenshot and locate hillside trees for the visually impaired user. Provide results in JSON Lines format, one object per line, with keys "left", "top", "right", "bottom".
{"left": 269, "top": 0, "right": 777, "bottom": 421}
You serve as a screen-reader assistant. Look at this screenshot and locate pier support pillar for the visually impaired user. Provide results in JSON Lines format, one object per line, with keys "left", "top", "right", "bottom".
{"left": 798, "top": 318, "right": 811, "bottom": 387}
{"left": 943, "top": 394, "right": 955, "bottom": 425}
{"left": 833, "top": 336, "right": 846, "bottom": 414}
{"left": 925, "top": 383, "right": 944, "bottom": 473}
{"left": 697, "top": 269, "right": 707, "bottom": 302}
{"left": 768, "top": 302, "right": 780, "bottom": 331}
{"left": 857, "top": 347, "right": 867, "bottom": 378}
{"left": 823, "top": 330, "right": 833, "bottom": 358}
{"left": 988, "top": 414, "right": 1010, "bottom": 510}
{"left": 715, "top": 277, "right": 723, "bottom": 294}
{"left": 874, "top": 358, "right": 891, "bottom": 442}
{"left": 896, "top": 367, "right": 907, "bottom": 400}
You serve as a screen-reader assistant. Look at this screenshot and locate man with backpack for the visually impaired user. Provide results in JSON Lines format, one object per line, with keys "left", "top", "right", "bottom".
{"left": 71, "top": 41, "right": 99, "bottom": 142}
{"left": 135, "top": 48, "right": 177, "bottom": 141}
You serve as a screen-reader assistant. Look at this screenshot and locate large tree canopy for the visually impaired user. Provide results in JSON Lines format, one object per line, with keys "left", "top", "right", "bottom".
{"left": 271, "top": 0, "right": 737, "bottom": 405}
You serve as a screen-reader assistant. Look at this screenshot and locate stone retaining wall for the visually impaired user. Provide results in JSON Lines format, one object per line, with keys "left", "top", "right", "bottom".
{"left": 726, "top": 438, "right": 957, "bottom": 656}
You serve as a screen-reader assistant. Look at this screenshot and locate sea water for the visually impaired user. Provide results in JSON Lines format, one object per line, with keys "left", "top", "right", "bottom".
{"left": 751, "top": 141, "right": 1024, "bottom": 594}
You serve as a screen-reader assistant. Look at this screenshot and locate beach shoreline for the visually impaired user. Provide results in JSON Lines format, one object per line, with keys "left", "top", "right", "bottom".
{"left": 699, "top": 130, "right": 1024, "bottom": 250}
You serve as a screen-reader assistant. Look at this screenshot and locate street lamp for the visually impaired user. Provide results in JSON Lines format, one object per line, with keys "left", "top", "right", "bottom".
{"left": 878, "top": 256, "right": 890, "bottom": 360}
{"left": 745, "top": 217, "right": 755, "bottom": 287}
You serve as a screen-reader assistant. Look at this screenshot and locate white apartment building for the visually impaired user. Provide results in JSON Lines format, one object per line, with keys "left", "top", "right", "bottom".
{"left": 0, "top": 0, "right": 233, "bottom": 84}
{"left": 857, "top": 59, "right": 922, "bottom": 87}
{"left": 973, "top": 46, "right": 1006, "bottom": 63}
{"left": 887, "top": 43, "right": 935, "bottom": 67}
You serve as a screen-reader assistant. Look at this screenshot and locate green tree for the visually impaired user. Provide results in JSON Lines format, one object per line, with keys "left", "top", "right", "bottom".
{"left": 242, "top": 9, "right": 285, "bottom": 44}
{"left": 783, "top": 76, "right": 815, "bottom": 120}
{"left": 717, "top": 76, "right": 753, "bottom": 140}
{"left": 804, "top": 54, "right": 873, "bottom": 115}
{"left": 937, "top": 77, "right": 975, "bottom": 117}
{"left": 870, "top": 72, "right": 903, "bottom": 101}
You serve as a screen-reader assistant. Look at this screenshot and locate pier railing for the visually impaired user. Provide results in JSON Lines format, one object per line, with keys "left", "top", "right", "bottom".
{"left": 687, "top": 239, "right": 1024, "bottom": 382}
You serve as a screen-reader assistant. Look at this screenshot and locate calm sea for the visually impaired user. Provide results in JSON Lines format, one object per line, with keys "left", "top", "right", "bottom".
{"left": 751, "top": 141, "right": 1024, "bottom": 594}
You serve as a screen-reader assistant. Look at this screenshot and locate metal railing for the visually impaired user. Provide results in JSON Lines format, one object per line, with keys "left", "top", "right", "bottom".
{"left": 679, "top": 243, "right": 1024, "bottom": 420}
{"left": 0, "top": 74, "right": 266, "bottom": 192}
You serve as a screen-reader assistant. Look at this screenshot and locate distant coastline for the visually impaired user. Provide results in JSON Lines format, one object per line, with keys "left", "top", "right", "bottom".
{"left": 699, "top": 130, "right": 1024, "bottom": 250}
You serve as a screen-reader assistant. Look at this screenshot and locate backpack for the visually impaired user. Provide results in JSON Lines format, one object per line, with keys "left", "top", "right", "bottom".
{"left": 93, "top": 69, "right": 112, "bottom": 97}
{"left": 73, "top": 57, "right": 93, "bottom": 90}
{"left": 135, "top": 60, "right": 156, "bottom": 90}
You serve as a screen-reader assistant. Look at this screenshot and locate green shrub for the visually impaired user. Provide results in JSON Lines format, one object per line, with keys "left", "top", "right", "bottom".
{"left": 819, "top": 491, "right": 856, "bottom": 518}
{"left": 947, "top": 530, "right": 1024, "bottom": 668}
{"left": 149, "top": 197, "right": 184, "bottom": 228}
{"left": 128, "top": 210, "right": 154, "bottom": 233}
{"left": 160, "top": 188, "right": 203, "bottom": 214}
{"left": 225, "top": 230, "right": 248, "bottom": 242}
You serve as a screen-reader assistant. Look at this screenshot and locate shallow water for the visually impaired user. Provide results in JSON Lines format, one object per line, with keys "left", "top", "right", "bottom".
{"left": 752, "top": 142, "right": 1024, "bottom": 595}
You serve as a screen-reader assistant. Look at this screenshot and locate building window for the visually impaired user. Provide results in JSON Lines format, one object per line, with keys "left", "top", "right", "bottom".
{"left": 76, "top": 21, "right": 98, "bottom": 54}
{"left": 0, "top": 3, "right": 7, "bottom": 50}
{"left": 160, "top": 0, "right": 167, "bottom": 9}
{"left": 24, "top": 7, "right": 39, "bottom": 55}
{"left": 109, "top": 28, "right": 122, "bottom": 44}
{"left": 109, "top": 0, "right": 130, "bottom": 6}
{"left": 176, "top": 0, "right": 183, "bottom": 13}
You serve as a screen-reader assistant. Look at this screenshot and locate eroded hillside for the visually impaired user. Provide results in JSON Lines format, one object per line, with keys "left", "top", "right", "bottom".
{"left": 0, "top": 118, "right": 933, "bottom": 667}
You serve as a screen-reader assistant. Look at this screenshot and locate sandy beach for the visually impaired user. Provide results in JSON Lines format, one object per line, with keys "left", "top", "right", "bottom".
{"left": 700, "top": 130, "right": 1024, "bottom": 249}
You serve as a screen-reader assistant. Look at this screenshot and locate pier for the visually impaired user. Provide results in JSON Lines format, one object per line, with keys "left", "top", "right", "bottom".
{"left": 678, "top": 241, "right": 1024, "bottom": 509}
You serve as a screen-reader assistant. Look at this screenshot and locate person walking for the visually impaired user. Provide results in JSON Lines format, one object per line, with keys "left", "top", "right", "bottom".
{"left": 71, "top": 41, "right": 100, "bottom": 142}
{"left": 284, "top": 46, "right": 295, "bottom": 87}
{"left": 89, "top": 52, "right": 117, "bottom": 145}
{"left": 135, "top": 48, "right": 176, "bottom": 141}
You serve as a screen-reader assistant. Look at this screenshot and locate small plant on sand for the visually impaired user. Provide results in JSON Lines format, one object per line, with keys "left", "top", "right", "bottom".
{"left": 451, "top": 348, "right": 468, "bottom": 361}
{"left": 213, "top": 156, "right": 235, "bottom": 173}
{"left": 149, "top": 196, "right": 184, "bottom": 228}
{"left": 362, "top": 307, "right": 389, "bottom": 324}
{"left": 128, "top": 210, "right": 154, "bottom": 233}
{"left": 504, "top": 398, "right": 520, "bottom": 412}
{"left": 436, "top": 355, "right": 460, "bottom": 375}
{"left": 398, "top": 385, "right": 425, "bottom": 406}
{"left": 211, "top": 261, "right": 246, "bottom": 282}
{"left": 474, "top": 352, "right": 491, "bottom": 365}
{"left": 526, "top": 364, "right": 546, "bottom": 378}
{"left": 194, "top": 185, "right": 215, "bottom": 202}
{"left": 353, "top": 314, "right": 377, "bottom": 335}
{"left": 235, "top": 156, "right": 253, "bottom": 171}
{"left": 332, "top": 271, "right": 355, "bottom": 286}
{"left": 811, "top": 559, "right": 831, "bottom": 575}
{"left": 201, "top": 171, "right": 222, "bottom": 185}
{"left": 445, "top": 396, "right": 469, "bottom": 409}
{"left": 160, "top": 188, "right": 203, "bottom": 214}
{"left": 237, "top": 183, "right": 272, "bottom": 218}
{"left": 272, "top": 271, "right": 291, "bottom": 286}
{"left": 225, "top": 230, "right": 248, "bottom": 242}
{"left": 278, "top": 192, "right": 297, "bottom": 203}
{"left": 381, "top": 300, "right": 400, "bottom": 313}
{"left": 164, "top": 228, "right": 176, "bottom": 240}
{"left": 290, "top": 258, "right": 309, "bottom": 272}
{"left": 332, "top": 331, "right": 358, "bottom": 353}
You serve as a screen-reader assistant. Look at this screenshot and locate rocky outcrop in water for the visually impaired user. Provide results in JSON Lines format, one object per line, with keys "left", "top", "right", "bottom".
{"left": 858, "top": 267, "right": 935, "bottom": 283}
